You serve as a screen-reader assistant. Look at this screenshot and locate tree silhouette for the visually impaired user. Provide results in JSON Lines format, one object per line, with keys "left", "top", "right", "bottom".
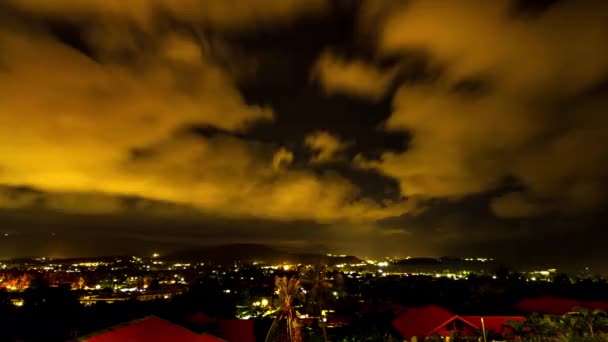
{"left": 562, "top": 307, "right": 608, "bottom": 337}
{"left": 505, "top": 319, "right": 528, "bottom": 340}
{"left": 301, "top": 266, "right": 334, "bottom": 342}
{"left": 266, "top": 276, "right": 303, "bottom": 342}
{"left": 523, "top": 313, "right": 558, "bottom": 341}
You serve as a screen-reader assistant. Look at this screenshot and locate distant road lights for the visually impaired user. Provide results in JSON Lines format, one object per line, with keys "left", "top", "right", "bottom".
{"left": 152, "top": 253, "right": 160, "bottom": 258}
{"left": 261, "top": 298, "right": 269, "bottom": 307}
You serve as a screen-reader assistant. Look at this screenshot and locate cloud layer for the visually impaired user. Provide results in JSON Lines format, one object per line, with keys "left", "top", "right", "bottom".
{"left": 8, "top": 0, "right": 327, "bottom": 30}
{"left": 0, "top": 2, "right": 407, "bottom": 223}
{"left": 304, "top": 130, "right": 349, "bottom": 164}
{"left": 3, "top": 0, "right": 608, "bottom": 262}
{"left": 355, "top": 0, "right": 608, "bottom": 217}
{"left": 312, "top": 50, "right": 398, "bottom": 101}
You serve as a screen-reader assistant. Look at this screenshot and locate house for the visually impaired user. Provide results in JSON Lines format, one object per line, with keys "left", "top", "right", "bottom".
{"left": 79, "top": 316, "right": 224, "bottom": 342}
{"left": 218, "top": 319, "right": 256, "bottom": 342}
{"left": 462, "top": 316, "right": 526, "bottom": 335}
{"left": 188, "top": 312, "right": 218, "bottom": 326}
{"left": 188, "top": 313, "right": 256, "bottom": 342}
{"left": 391, "top": 305, "right": 479, "bottom": 340}
{"left": 392, "top": 305, "right": 526, "bottom": 340}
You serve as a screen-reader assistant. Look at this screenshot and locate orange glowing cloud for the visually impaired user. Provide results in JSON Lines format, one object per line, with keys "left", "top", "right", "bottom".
{"left": 355, "top": 0, "right": 608, "bottom": 216}
{"left": 0, "top": 10, "right": 408, "bottom": 222}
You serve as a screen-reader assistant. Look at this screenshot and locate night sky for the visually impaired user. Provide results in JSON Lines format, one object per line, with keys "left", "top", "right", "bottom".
{"left": 1, "top": 0, "right": 608, "bottom": 270}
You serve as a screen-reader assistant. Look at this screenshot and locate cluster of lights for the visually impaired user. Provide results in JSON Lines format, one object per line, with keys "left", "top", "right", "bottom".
{"left": 261, "top": 264, "right": 300, "bottom": 271}
{"left": 335, "top": 263, "right": 371, "bottom": 268}
{"left": 463, "top": 257, "right": 494, "bottom": 262}
{"left": 529, "top": 269, "right": 557, "bottom": 276}
{"left": 252, "top": 298, "right": 269, "bottom": 307}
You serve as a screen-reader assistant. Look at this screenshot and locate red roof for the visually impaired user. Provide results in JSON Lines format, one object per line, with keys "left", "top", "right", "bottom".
{"left": 218, "top": 319, "right": 255, "bottom": 342}
{"left": 198, "top": 335, "right": 225, "bottom": 342}
{"left": 188, "top": 312, "right": 217, "bottom": 325}
{"left": 515, "top": 297, "right": 608, "bottom": 315}
{"left": 462, "top": 316, "right": 525, "bottom": 334}
{"left": 84, "top": 316, "right": 223, "bottom": 342}
{"left": 328, "top": 315, "right": 352, "bottom": 326}
{"left": 392, "top": 305, "right": 477, "bottom": 339}
{"left": 186, "top": 314, "right": 254, "bottom": 342}
{"left": 585, "top": 301, "right": 608, "bottom": 311}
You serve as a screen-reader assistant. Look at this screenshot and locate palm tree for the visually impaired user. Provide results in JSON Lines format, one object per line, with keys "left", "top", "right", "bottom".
{"left": 564, "top": 307, "right": 608, "bottom": 337}
{"left": 558, "top": 312, "right": 580, "bottom": 340}
{"left": 523, "top": 313, "right": 559, "bottom": 341}
{"left": 301, "top": 266, "right": 334, "bottom": 342}
{"left": 504, "top": 319, "right": 528, "bottom": 340}
{"left": 265, "top": 276, "right": 304, "bottom": 342}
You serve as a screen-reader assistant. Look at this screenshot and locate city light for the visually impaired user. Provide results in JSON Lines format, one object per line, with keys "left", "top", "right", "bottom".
{"left": 0, "top": 252, "right": 589, "bottom": 326}
{"left": 0, "top": 2, "right": 605, "bottom": 340}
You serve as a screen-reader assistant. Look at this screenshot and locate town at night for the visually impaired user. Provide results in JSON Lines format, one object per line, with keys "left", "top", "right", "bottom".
{"left": 2, "top": 0, "right": 608, "bottom": 341}
{"left": 1, "top": 247, "right": 606, "bottom": 341}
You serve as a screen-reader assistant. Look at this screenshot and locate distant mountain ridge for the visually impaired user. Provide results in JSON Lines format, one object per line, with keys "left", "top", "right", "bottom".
{"left": 165, "top": 243, "right": 362, "bottom": 266}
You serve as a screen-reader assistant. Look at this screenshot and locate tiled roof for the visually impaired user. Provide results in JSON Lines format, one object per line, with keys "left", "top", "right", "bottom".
{"left": 392, "top": 305, "right": 475, "bottom": 338}
{"left": 82, "top": 316, "right": 224, "bottom": 342}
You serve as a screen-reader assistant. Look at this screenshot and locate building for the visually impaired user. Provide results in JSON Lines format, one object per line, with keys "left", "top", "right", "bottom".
{"left": 392, "top": 305, "right": 478, "bottom": 340}
{"left": 461, "top": 316, "right": 526, "bottom": 336}
{"left": 188, "top": 312, "right": 256, "bottom": 342}
{"left": 392, "top": 305, "right": 525, "bottom": 341}
{"left": 76, "top": 316, "right": 224, "bottom": 342}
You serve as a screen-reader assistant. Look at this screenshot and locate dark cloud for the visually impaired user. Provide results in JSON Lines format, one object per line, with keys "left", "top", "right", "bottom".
{"left": 0, "top": 205, "right": 331, "bottom": 259}
{"left": 1, "top": 0, "right": 608, "bottom": 264}
{"left": 6, "top": 0, "right": 328, "bottom": 31}
{"left": 377, "top": 193, "right": 608, "bottom": 271}
{"left": 352, "top": 0, "right": 608, "bottom": 218}
{"left": 0, "top": 2, "right": 408, "bottom": 224}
